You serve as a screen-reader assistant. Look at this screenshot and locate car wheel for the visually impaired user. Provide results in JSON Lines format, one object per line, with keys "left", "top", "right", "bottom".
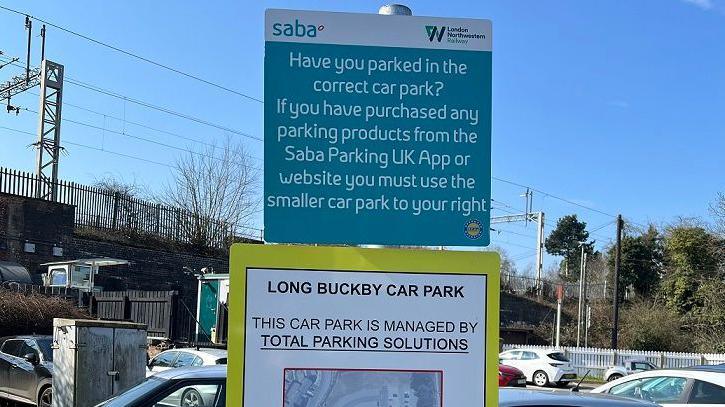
{"left": 181, "top": 388, "right": 205, "bottom": 407}
{"left": 38, "top": 386, "right": 52, "bottom": 407}
{"left": 608, "top": 373, "right": 623, "bottom": 382}
{"left": 533, "top": 370, "right": 549, "bottom": 387}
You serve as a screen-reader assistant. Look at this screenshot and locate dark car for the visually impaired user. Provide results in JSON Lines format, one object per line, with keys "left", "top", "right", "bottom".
{"left": 500, "top": 364, "right": 527, "bottom": 387}
{"left": 0, "top": 335, "right": 53, "bottom": 407}
{"left": 96, "top": 365, "right": 226, "bottom": 407}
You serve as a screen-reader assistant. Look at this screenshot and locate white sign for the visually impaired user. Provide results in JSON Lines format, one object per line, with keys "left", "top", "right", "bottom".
{"left": 266, "top": 9, "right": 492, "bottom": 51}
{"left": 243, "top": 268, "right": 488, "bottom": 406}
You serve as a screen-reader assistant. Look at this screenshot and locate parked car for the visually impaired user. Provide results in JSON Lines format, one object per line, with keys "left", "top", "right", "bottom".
{"left": 0, "top": 335, "right": 54, "bottom": 407}
{"left": 605, "top": 359, "right": 659, "bottom": 381}
{"left": 95, "top": 366, "right": 226, "bottom": 407}
{"left": 499, "top": 364, "right": 527, "bottom": 387}
{"left": 499, "top": 348, "right": 577, "bottom": 387}
{"left": 147, "top": 348, "right": 227, "bottom": 377}
{"left": 591, "top": 368, "right": 725, "bottom": 405}
{"left": 499, "top": 387, "right": 661, "bottom": 406}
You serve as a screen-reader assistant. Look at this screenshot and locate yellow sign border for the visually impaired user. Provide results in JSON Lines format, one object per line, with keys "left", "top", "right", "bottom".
{"left": 227, "top": 243, "right": 500, "bottom": 406}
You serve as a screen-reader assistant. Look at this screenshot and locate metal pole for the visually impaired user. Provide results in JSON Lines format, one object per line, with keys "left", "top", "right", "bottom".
{"left": 611, "top": 215, "right": 623, "bottom": 349}
{"left": 535, "top": 212, "right": 545, "bottom": 297}
{"left": 25, "top": 16, "right": 32, "bottom": 84}
{"left": 581, "top": 252, "right": 589, "bottom": 348}
{"left": 40, "top": 24, "right": 46, "bottom": 61}
{"left": 576, "top": 244, "right": 584, "bottom": 347}
{"left": 585, "top": 304, "right": 591, "bottom": 347}
{"left": 555, "top": 285, "right": 562, "bottom": 348}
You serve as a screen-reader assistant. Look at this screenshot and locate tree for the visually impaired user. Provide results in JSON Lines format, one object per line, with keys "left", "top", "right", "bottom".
{"left": 607, "top": 225, "right": 664, "bottom": 298}
{"left": 490, "top": 246, "right": 518, "bottom": 276}
{"left": 93, "top": 175, "right": 149, "bottom": 235}
{"left": 162, "top": 139, "right": 259, "bottom": 252}
{"left": 618, "top": 300, "right": 686, "bottom": 352}
{"left": 545, "top": 215, "right": 594, "bottom": 280}
{"left": 660, "top": 224, "right": 720, "bottom": 313}
{"left": 711, "top": 192, "right": 725, "bottom": 237}
{"left": 94, "top": 174, "right": 143, "bottom": 199}
{"left": 684, "top": 279, "right": 725, "bottom": 353}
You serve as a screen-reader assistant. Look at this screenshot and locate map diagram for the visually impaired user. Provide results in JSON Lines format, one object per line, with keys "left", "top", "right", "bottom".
{"left": 283, "top": 369, "right": 442, "bottom": 407}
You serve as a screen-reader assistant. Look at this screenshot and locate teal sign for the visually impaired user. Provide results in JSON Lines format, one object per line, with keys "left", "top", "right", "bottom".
{"left": 264, "top": 9, "right": 492, "bottom": 246}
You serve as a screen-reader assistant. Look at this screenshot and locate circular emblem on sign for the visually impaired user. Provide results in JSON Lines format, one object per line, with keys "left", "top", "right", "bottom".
{"left": 464, "top": 219, "right": 483, "bottom": 240}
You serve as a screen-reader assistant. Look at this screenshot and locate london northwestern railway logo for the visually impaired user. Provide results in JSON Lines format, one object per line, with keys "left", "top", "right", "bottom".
{"left": 425, "top": 25, "right": 486, "bottom": 45}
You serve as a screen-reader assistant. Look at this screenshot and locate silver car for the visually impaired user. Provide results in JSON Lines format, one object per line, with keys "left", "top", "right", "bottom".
{"left": 500, "top": 388, "right": 661, "bottom": 406}
{"left": 96, "top": 366, "right": 226, "bottom": 407}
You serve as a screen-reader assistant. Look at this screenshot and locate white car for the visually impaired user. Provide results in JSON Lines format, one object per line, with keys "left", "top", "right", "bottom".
{"left": 147, "top": 348, "right": 227, "bottom": 377}
{"left": 604, "top": 359, "right": 659, "bottom": 382}
{"left": 591, "top": 367, "right": 725, "bottom": 406}
{"left": 499, "top": 348, "right": 578, "bottom": 387}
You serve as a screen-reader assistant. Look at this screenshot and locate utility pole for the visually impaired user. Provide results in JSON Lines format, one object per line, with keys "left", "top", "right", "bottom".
{"left": 576, "top": 242, "right": 585, "bottom": 348}
{"left": 611, "top": 214, "right": 623, "bottom": 349}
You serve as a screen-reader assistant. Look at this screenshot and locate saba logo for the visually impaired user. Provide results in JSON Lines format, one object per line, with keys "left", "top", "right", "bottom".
{"left": 272, "top": 19, "right": 323, "bottom": 38}
{"left": 426, "top": 25, "right": 447, "bottom": 42}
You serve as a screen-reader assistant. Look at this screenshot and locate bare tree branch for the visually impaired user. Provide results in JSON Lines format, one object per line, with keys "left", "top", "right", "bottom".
{"left": 161, "top": 138, "right": 260, "bottom": 250}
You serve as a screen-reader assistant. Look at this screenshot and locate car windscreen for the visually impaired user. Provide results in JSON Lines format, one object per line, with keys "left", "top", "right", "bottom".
{"left": 216, "top": 357, "right": 227, "bottom": 365}
{"left": 36, "top": 338, "right": 53, "bottom": 362}
{"left": 100, "top": 377, "right": 168, "bottom": 407}
{"left": 547, "top": 352, "right": 569, "bottom": 362}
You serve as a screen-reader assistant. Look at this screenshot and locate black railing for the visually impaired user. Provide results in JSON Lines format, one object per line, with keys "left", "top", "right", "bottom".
{"left": 0, "top": 167, "right": 261, "bottom": 248}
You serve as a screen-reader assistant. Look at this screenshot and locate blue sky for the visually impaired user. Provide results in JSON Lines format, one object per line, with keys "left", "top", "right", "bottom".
{"left": 1, "top": 0, "right": 723, "bottom": 273}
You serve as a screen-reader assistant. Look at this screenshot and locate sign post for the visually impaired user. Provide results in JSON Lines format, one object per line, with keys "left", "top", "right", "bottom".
{"left": 227, "top": 244, "right": 500, "bottom": 406}
{"left": 264, "top": 9, "right": 492, "bottom": 246}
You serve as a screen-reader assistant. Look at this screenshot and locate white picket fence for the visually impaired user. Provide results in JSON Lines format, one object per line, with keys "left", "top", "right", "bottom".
{"left": 502, "top": 344, "right": 725, "bottom": 379}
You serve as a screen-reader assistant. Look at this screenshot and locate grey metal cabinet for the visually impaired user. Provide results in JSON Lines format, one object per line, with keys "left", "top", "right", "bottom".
{"left": 53, "top": 318, "right": 147, "bottom": 407}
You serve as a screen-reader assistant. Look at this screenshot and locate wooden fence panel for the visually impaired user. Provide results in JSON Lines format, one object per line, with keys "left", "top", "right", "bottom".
{"left": 93, "top": 291, "right": 128, "bottom": 321}
{"left": 127, "top": 290, "right": 176, "bottom": 340}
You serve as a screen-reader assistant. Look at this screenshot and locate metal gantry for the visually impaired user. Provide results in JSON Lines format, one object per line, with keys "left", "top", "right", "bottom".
{"left": 491, "top": 211, "right": 546, "bottom": 296}
{"left": 33, "top": 59, "right": 64, "bottom": 200}
{"left": 0, "top": 66, "right": 40, "bottom": 101}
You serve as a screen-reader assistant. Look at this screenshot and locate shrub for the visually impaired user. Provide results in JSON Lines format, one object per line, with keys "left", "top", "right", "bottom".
{"left": 0, "top": 289, "right": 88, "bottom": 337}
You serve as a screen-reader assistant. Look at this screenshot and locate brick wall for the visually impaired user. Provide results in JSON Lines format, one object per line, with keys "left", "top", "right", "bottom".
{"left": 0, "top": 193, "right": 75, "bottom": 282}
{"left": 0, "top": 193, "right": 228, "bottom": 301}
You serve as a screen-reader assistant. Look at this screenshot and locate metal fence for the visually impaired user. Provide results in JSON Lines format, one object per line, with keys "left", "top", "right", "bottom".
{"left": 0, "top": 167, "right": 261, "bottom": 247}
{"left": 501, "top": 273, "right": 610, "bottom": 300}
{"left": 502, "top": 344, "right": 725, "bottom": 379}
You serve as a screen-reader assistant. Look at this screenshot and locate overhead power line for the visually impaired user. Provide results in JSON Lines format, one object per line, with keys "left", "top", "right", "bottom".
{"left": 493, "top": 176, "right": 617, "bottom": 218}
{"left": 1, "top": 125, "right": 173, "bottom": 168}
{"left": 21, "top": 107, "right": 263, "bottom": 172}
{"left": 492, "top": 228, "right": 536, "bottom": 240}
{"left": 0, "top": 5, "right": 263, "bottom": 103}
{"left": 66, "top": 78, "right": 263, "bottom": 142}
{"left": 24, "top": 90, "right": 264, "bottom": 163}
{"left": 4, "top": 59, "right": 263, "bottom": 143}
